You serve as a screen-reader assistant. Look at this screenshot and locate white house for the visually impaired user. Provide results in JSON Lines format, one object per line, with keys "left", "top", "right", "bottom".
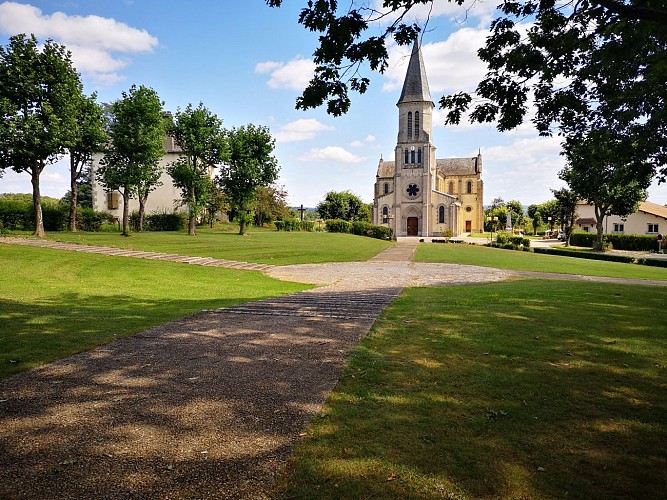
{"left": 91, "top": 135, "right": 186, "bottom": 217}
{"left": 575, "top": 200, "right": 666, "bottom": 236}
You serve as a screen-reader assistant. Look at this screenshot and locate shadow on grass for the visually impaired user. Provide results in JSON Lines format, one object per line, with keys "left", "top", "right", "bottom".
{"left": 276, "top": 280, "right": 667, "bottom": 499}
{"left": 0, "top": 287, "right": 396, "bottom": 499}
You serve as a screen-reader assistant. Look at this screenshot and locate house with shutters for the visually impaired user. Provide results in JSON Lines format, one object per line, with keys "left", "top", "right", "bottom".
{"left": 372, "top": 40, "right": 484, "bottom": 237}
{"left": 574, "top": 200, "right": 666, "bottom": 236}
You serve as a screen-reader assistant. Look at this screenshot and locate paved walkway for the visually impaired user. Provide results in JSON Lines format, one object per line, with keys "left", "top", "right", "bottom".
{"left": 0, "top": 236, "right": 664, "bottom": 498}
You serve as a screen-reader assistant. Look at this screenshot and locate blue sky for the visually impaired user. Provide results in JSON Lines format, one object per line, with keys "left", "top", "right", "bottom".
{"left": 1, "top": 0, "right": 666, "bottom": 207}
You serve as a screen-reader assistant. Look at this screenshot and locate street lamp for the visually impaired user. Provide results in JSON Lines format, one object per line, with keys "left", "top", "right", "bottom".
{"left": 547, "top": 216, "right": 553, "bottom": 237}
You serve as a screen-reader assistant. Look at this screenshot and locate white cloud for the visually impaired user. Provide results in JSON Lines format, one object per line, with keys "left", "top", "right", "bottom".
{"left": 255, "top": 57, "right": 315, "bottom": 90}
{"left": 383, "top": 28, "right": 489, "bottom": 95}
{"left": 350, "top": 135, "right": 377, "bottom": 147}
{"left": 0, "top": 1, "right": 158, "bottom": 84}
{"left": 298, "top": 146, "right": 366, "bottom": 164}
{"left": 273, "top": 119, "right": 334, "bottom": 143}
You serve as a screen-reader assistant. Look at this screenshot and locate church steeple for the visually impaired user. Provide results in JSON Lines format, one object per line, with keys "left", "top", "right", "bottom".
{"left": 397, "top": 39, "right": 433, "bottom": 105}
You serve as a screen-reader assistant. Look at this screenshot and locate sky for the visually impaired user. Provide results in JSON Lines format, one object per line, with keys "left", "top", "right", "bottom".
{"left": 1, "top": 0, "right": 665, "bottom": 208}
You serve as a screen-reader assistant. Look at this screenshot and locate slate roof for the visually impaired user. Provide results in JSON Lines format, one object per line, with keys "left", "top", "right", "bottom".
{"left": 376, "top": 159, "right": 395, "bottom": 178}
{"left": 437, "top": 157, "right": 479, "bottom": 176}
{"left": 397, "top": 40, "right": 432, "bottom": 105}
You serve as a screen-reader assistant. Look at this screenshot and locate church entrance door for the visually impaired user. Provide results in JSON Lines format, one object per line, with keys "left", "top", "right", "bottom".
{"left": 466, "top": 220, "right": 472, "bottom": 232}
{"left": 407, "top": 217, "right": 419, "bottom": 236}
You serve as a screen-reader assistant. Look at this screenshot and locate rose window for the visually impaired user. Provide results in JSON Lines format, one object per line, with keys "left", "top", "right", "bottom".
{"left": 406, "top": 183, "right": 420, "bottom": 198}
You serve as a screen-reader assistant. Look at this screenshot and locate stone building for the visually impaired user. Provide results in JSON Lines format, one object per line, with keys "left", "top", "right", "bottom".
{"left": 372, "top": 41, "right": 484, "bottom": 237}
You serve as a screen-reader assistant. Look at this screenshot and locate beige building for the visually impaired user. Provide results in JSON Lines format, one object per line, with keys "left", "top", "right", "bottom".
{"left": 91, "top": 136, "right": 186, "bottom": 217}
{"left": 372, "top": 41, "right": 484, "bottom": 237}
{"left": 575, "top": 200, "right": 666, "bottom": 235}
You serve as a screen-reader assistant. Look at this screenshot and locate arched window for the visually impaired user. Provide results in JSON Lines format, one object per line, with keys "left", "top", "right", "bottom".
{"left": 438, "top": 205, "right": 445, "bottom": 224}
{"left": 411, "top": 148, "right": 416, "bottom": 163}
{"left": 407, "top": 112, "right": 412, "bottom": 140}
{"left": 417, "top": 148, "right": 422, "bottom": 164}
{"left": 448, "top": 182, "right": 454, "bottom": 195}
{"left": 382, "top": 206, "right": 389, "bottom": 223}
{"left": 383, "top": 183, "right": 389, "bottom": 195}
{"left": 404, "top": 148, "right": 409, "bottom": 164}
{"left": 467, "top": 180, "right": 473, "bottom": 194}
{"left": 415, "top": 111, "right": 420, "bottom": 139}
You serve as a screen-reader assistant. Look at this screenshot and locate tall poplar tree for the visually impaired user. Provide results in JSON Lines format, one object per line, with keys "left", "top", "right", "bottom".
{"left": 97, "top": 85, "right": 165, "bottom": 236}
{"left": 0, "top": 34, "right": 82, "bottom": 237}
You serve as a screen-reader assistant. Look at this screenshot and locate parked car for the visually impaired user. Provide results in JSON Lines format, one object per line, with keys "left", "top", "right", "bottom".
{"left": 557, "top": 231, "right": 565, "bottom": 240}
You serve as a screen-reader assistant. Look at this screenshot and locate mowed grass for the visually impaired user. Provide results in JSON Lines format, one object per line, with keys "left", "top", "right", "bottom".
{"left": 32, "top": 227, "right": 393, "bottom": 265}
{"left": 0, "top": 245, "right": 311, "bottom": 379}
{"left": 417, "top": 243, "right": 667, "bottom": 280}
{"left": 276, "top": 279, "right": 667, "bottom": 499}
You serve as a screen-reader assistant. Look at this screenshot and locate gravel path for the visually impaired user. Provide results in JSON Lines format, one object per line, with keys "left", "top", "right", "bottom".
{"left": 0, "top": 237, "right": 663, "bottom": 499}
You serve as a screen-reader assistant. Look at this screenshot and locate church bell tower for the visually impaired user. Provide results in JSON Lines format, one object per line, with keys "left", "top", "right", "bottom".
{"left": 393, "top": 39, "right": 436, "bottom": 236}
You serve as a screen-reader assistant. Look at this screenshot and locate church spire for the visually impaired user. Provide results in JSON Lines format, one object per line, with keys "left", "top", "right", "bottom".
{"left": 397, "top": 39, "right": 433, "bottom": 105}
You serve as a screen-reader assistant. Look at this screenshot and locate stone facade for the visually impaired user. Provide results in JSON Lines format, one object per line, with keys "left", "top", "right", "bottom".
{"left": 372, "top": 41, "right": 484, "bottom": 237}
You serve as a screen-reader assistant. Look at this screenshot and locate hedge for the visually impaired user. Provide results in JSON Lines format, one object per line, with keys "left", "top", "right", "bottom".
{"left": 274, "top": 219, "right": 315, "bottom": 232}
{"left": 495, "top": 231, "right": 530, "bottom": 248}
{"left": 532, "top": 247, "right": 635, "bottom": 263}
{"left": 130, "top": 211, "right": 187, "bottom": 231}
{"left": 636, "top": 258, "right": 667, "bottom": 268}
{"left": 570, "top": 231, "right": 660, "bottom": 251}
{"left": 325, "top": 219, "right": 393, "bottom": 240}
{"left": 0, "top": 200, "right": 114, "bottom": 232}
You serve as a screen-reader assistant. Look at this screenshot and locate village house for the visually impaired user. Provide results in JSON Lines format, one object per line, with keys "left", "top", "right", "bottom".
{"left": 575, "top": 200, "right": 666, "bottom": 236}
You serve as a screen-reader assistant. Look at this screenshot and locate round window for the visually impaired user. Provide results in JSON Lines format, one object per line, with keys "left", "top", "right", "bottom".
{"left": 406, "top": 183, "right": 420, "bottom": 199}
{"left": 465, "top": 206, "right": 473, "bottom": 212}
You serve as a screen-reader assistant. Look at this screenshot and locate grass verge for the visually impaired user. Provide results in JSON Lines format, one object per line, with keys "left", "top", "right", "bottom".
{"left": 0, "top": 245, "right": 311, "bottom": 379}
{"left": 11, "top": 227, "right": 393, "bottom": 265}
{"left": 416, "top": 243, "right": 667, "bottom": 280}
{"left": 276, "top": 279, "right": 667, "bottom": 499}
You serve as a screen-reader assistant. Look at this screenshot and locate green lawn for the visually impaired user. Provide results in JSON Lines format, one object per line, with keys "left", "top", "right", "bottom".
{"left": 19, "top": 227, "right": 393, "bottom": 265}
{"left": 0, "top": 245, "right": 311, "bottom": 379}
{"left": 276, "top": 280, "right": 667, "bottom": 499}
{"left": 417, "top": 243, "right": 667, "bottom": 280}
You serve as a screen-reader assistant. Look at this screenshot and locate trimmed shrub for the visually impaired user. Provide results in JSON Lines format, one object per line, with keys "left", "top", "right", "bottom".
{"left": 130, "top": 211, "right": 187, "bottom": 231}
{"left": 606, "top": 234, "right": 661, "bottom": 251}
{"left": 283, "top": 218, "right": 302, "bottom": 231}
{"left": 301, "top": 220, "right": 315, "bottom": 232}
{"left": 274, "top": 220, "right": 285, "bottom": 231}
{"left": 533, "top": 247, "right": 635, "bottom": 263}
{"left": 41, "top": 205, "right": 68, "bottom": 231}
{"left": 368, "top": 225, "right": 393, "bottom": 240}
{"left": 0, "top": 199, "right": 32, "bottom": 230}
{"left": 325, "top": 219, "right": 352, "bottom": 233}
{"left": 76, "top": 208, "right": 114, "bottom": 232}
{"left": 570, "top": 232, "right": 597, "bottom": 247}
{"left": 636, "top": 258, "right": 667, "bottom": 268}
{"left": 351, "top": 221, "right": 372, "bottom": 236}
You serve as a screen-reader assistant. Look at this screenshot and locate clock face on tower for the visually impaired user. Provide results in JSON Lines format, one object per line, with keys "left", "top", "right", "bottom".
{"left": 406, "top": 183, "right": 420, "bottom": 199}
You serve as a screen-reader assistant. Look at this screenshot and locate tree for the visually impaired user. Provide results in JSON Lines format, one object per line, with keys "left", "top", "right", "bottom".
{"left": 506, "top": 200, "right": 525, "bottom": 230}
{"left": 538, "top": 199, "right": 559, "bottom": 235}
{"left": 97, "top": 85, "right": 165, "bottom": 236}
{"left": 268, "top": 1, "right": 666, "bottom": 178}
{"left": 167, "top": 103, "right": 227, "bottom": 236}
{"left": 0, "top": 34, "right": 82, "bottom": 237}
{"left": 254, "top": 184, "right": 290, "bottom": 226}
{"left": 552, "top": 188, "right": 578, "bottom": 246}
{"left": 61, "top": 166, "right": 94, "bottom": 209}
{"left": 317, "top": 190, "right": 370, "bottom": 222}
{"left": 559, "top": 128, "right": 653, "bottom": 250}
{"left": 527, "top": 204, "right": 541, "bottom": 235}
{"left": 67, "top": 93, "right": 107, "bottom": 231}
{"left": 217, "top": 124, "right": 279, "bottom": 235}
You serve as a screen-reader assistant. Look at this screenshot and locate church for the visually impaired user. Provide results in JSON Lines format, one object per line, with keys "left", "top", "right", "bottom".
{"left": 372, "top": 41, "right": 484, "bottom": 237}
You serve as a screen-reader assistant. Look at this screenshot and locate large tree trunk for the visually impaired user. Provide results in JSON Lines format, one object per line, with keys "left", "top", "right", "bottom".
{"left": 138, "top": 196, "right": 146, "bottom": 232}
{"left": 121, "top": 188, "right": 131, "bottom": 237}
{"left": 31, "top": 163, "right": 45, "bottom": 238}
{"left": 68, "top": 155, "right": 78, "bottom": 232}
{"left": 593, "top": 204, "right": 606, "bottom": 251}
{"left": 188, "top": 185, "right": 196, "bottom": 236}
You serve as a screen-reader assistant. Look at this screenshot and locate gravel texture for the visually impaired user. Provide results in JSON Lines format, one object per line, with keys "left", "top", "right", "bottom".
{"left": 2, "top": 237, "right": 661, "bottom": 499}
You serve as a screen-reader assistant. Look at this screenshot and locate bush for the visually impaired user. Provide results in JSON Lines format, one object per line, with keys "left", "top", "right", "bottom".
{"left": 130, "top": 211, "right": 187, "bottom": 231}
{"left": 76, "top": 208, "right": 114, "bottom": 232}
{"left": 636, "top": 258, "right": 667, "bottom": 268}
{"left": 325, "top": 219, "right": 352, "bottom": 233}
{"left": 351, "top": 221, "right": 372, "bottom": 236}
{"left": 301, "top": 220, "right": 315, "bottom": 232}
{"left": 41, "top": 205, "right": 68, "bottom": 231}
{"left": 533, "top": 247, "right": 635, "bottom": 263}
{"left": 274, "top": 220, "right": 284, "bottom": 231}
{"left": 0, "top": 199, "right": 33, "bottom": 230}
{"left": 569, "top": 232, "right": 598, "bottom": 247}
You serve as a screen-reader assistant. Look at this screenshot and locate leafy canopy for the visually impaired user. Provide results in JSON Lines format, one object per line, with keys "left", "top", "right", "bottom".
{"left": 268, "top": 1, "right": 667, "bottom": 177}
{"left": 217, "top": 124, "right": 279, "bottom": 234}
